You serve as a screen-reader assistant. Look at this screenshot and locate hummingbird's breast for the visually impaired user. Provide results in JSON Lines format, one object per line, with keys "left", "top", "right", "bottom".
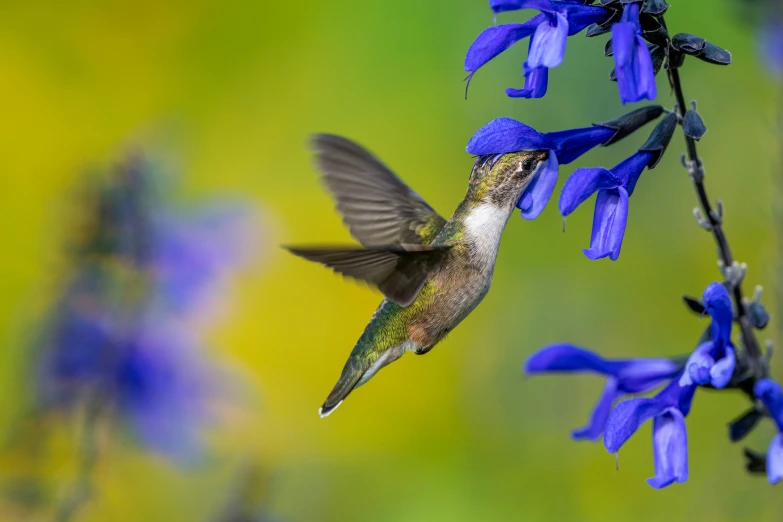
{"left": 405, "top": 201, "right": 512, "bottom": 349}
{"left": 350, "top": 200, "right": 514, "bottom": 359}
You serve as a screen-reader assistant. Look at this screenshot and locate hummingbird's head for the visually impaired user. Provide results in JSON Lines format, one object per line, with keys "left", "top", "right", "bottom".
{"left": 467, "top": 150, "right": 549, "bottom": 209}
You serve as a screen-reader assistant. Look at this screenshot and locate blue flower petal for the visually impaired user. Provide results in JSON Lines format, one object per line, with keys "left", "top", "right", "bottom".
{"left": 610, "top": 151, "right": 651, "bottom": 196}
{"left": 759, "top": 20, "right": 783, "bottom": 78}
{"left": 525, "top": 344, "right": 621, "bottom": 375}
{"left": 490, "top": 0, "right": 556, "bottom": 13}
{"left": 583, "top": 187, "right": 628, "bottom": 261}
{"left": 545, "top": 126, "right": 615, "bottom": 165}
{"left": 702, "top": 282, "right": 733, "bottom": 348}
{"left": 613, "top": 22, "right": 657, "bottom": 104}
{"left": 768, "top": 434, "right": 783, "bottom": 485}
{"left": 572, "top": 377, "right": 618, "bottom": 441}
{"left": 519, "top": 152, "right": 558, "bottom": 219}
{"left": 605, "top": 376, "right": 694, "bottom": 453}
{"left": 467, "top": 117, "right": 549, "bottom": 155}
{"left": 647, "top": 408, "right": 689, "bottom": 488}
{"left": 559, "top": 167, "right": 620, "bottom": 216}
{"left": 755, "top": 379, "right": 783, "bottom": 432}
{"left": 517, "top": 189, "right": 534, "bottom": 212}
{"left": 604, "top": 396, "right": 666, "bottom": 453}
{"left": 507, "top": 62, "right": 549, "bottom": 98}
{"left": 679, "top": 342, "right": 715, "bottom": 387}
{"left": 465, "top": 19, "right": 544, "bottom": 73}
{"left": 528, "top": 13, "right": 569, "bottom": 68}
{"left": 709, "top": 344, "right": 735, "bottom": 389}
{"left": 616, "top": 359, "right": 680, "bottom": 394}
{"left": 116, "top": 334, "right": 211, "bottom": 463}
{"left": 560, "top": 2, "right": 612, "bottom": 35}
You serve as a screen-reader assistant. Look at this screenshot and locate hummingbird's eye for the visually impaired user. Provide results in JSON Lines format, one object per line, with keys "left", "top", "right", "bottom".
{"left": 522, "top": 158, "right": 535, "bottom": 171}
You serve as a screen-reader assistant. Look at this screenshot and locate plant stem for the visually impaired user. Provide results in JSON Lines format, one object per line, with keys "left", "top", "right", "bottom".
{"left": 667, "top": 65, "right": 765, "bottom": 378}
{"left": 53, "top": 393, "right": 102, "bottom": 522}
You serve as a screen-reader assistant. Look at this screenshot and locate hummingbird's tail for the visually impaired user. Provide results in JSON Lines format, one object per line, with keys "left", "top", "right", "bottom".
{"left": 318, "top": 343, "right": 407, "bottom": 418}
{"left": 318, "top": 355, "right": 364, "bottom": 418}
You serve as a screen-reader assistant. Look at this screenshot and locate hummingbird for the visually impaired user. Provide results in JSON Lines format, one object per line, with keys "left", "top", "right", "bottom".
{"left": 287, "top": 134, "right": 548, "bottom": 417}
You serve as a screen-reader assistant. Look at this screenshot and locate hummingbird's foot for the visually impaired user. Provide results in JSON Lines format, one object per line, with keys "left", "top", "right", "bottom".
{"left": 412, "top": 344, "right": 435, "bottom": 356}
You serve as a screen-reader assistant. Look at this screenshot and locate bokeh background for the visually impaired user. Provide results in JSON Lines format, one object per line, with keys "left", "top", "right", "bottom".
{"left": 1, "top": 1, "right": 782, "bottom": 521}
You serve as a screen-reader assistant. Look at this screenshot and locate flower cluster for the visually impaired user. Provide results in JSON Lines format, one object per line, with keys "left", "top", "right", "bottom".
{"left": 526, "top": 283, "right": 748, "bottom": 488}
{"left": 35, "top": 154, "right": 256, "bottom": 461}
{"left": 463, "top": 0, "right": 778, "bottom": 489}
{"left": 467, "top": 0, "right": 729, "bottom": 103}
{"left": 469, "top": 106, "right": 676, "bottom": 260}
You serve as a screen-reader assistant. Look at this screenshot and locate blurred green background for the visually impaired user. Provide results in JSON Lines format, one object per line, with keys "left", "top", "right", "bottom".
{"left": 1, "top": 1, "right": 782, "bottom": 521}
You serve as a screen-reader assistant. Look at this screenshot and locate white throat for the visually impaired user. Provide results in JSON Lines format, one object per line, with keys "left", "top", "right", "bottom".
{"left": 462, "top": 202, "right": 510, "bottom": 267}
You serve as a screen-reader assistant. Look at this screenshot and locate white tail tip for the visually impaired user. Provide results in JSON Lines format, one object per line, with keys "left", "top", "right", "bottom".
{"left": 318, "top": 400, "right": 343, "bottom": 418}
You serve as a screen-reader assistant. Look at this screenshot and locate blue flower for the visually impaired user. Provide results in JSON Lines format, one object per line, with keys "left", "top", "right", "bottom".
{"left": 754, "top": 379, "right": 783, "bottom": 485}
{"left": 36, "top": 159, "right": 257, "bottom": 462}
{"left": 759, "top": 19, "right": 783, "bottom": 78}
{"left": 115, "top": 326, "right": 212, "bottom": 463}
{"left": 152, "top": 204, "right": 258, "bottom": 318}
{"left": 525, "top": 344, "right": 681, "bottom": 440}
{"left": 559, "top": 151, "right": 653, "bottom": 260}
{"left": 465, "top": 1, "right": 611, "bottom": 98}
{"left": 467, "top": 118, "right": 618, "bottom": 219}
{"left": 602, "top": 283, "right": 737, "bottom": 488}
{"left": 604, "top": 376, "right": 696, "bottom": 488}
{"left": 489, "top": 0, "right": 588, "bottom": 15}
{"left": 507, "top": 43, "right": 550, "bottom": 98}
{"left": 612, "top": 2, "right": 657, "bottom": 104}
{"left": 679, "top": 283, "right": 736, "bottom": 389}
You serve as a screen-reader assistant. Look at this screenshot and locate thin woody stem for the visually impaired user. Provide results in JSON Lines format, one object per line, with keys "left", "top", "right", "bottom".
{"left": 667, "top": 65, "right": 765, "bottom": 378}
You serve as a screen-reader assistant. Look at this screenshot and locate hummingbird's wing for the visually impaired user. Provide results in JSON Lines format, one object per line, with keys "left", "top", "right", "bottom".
{"left": 311, "top": 134, "right": 447, "bottom": 246}
{"left": 285, "top": 245, "right": 449, "bottom": 307}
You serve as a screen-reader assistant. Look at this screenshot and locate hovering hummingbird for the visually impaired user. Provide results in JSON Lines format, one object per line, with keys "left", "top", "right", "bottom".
{"left": 287, "top": 135, "right": 548, "bottom": 417}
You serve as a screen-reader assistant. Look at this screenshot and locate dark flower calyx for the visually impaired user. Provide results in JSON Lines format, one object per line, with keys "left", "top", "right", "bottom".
{"left": 671, "top": 34, "right": 732, "bottom": 66}
{"left": 668, "top": 48, "right": 686, "bottom": 69}
{"left": 672, "top": 33, "right": 706, "bottom": 54}
{"left": 642, "top": 0, "right": 669, "bottom": 15}
{"left": 640, "top": 15, "right": 668, "bottom": 47}
{"left": 638, "top": 111, "right": 677, "bottom": 167}
{"left": 683, "top": 110, "right": 707, "bottom": 140}
{"left": 698, "top": 41, "right": 732, "bottom": 65}
{"left": 743, "top": 448, "right": 768, "bottom": 474}
{"left": 748, "top": 301, "right": 771, "bottom": 330}
{"left": 729, "top": 408, "right": 762, "bottom": 442}
{"left": 594, "top": 105, "right": 664, "bottom": 145}
{"left": 682, "top": 295, "right": 705, "bottom": 315}
{"left": 650, "top": 45, "right": 666, "bottom": 75}
{"left": 587, "top": 7, "right": 622, "bottom": 37}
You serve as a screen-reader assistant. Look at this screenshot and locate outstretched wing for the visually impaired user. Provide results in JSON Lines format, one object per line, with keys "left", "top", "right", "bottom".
{"left": 311, "top": 134, "right": 447, "bottom": 247}
{"left": 286, "top": 244, "right": 450, "bottom": 307}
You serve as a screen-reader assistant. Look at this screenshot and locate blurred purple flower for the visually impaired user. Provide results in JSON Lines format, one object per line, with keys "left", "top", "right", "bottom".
{"left": 759, "top": 19, "right": 783, "bottom": 77}
{"left": 36, "top": 157, "right": 258, "bottom": 461}
{"left": 114, "top": 326, "right": 212, "bottom": 462}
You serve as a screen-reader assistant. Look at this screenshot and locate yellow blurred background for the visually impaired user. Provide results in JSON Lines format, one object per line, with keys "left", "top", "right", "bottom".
{"left": 0, "top": 1, "right": 782, "bottom": 521}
